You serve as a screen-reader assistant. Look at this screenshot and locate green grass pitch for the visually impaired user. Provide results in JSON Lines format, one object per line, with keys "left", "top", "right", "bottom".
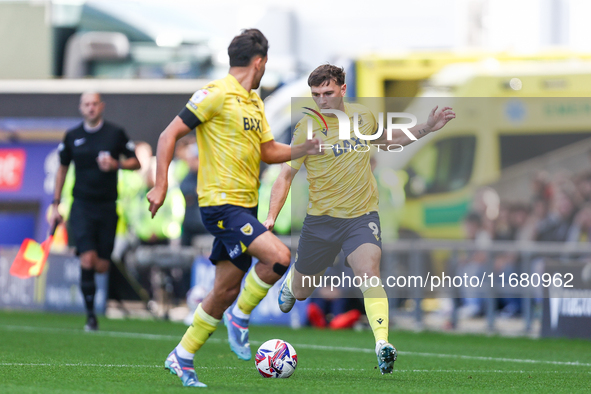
{"left": 0, "top": 311, "right": 590, "bottom": 393}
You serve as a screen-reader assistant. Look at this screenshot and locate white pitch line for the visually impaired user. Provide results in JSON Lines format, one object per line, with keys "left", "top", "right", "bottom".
{"left": 0, "top": 324, "right": 223, "bottom": 344}
{"left": 1, "top": 363, "right": 589, "bottom": 374}
{"left": 0, "top": 363, "right": 161, "bottom": 368}
{"left": 285, "top": 344, "right": 591, "bottom": 368}
{"left": 393, "top": 351, "right": 591, "bottom": 368}
{"left": 1, "top": 324, "right": 590, "bottom": 368}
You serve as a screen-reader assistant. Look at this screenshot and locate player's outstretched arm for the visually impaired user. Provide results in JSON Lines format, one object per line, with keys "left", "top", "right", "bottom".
{"left": 373, "top": 106, "right": 455, "bottom": 146}
{"left": 260, "top": 136, "right": 322, "bottom": 165}
{"left": 263, "top": 163, "right": 298, "bottom": 231}
{"left": 147, "top": 116, "right": 192, "bottom": 218}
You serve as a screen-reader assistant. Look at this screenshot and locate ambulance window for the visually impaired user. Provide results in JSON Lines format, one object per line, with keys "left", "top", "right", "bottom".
{"left": 406, "top": 136, "right": 475, "bottom": 195}
{"left": 499, "top": 132, "right": 591, "bottom": 169}
{"left": 430, "top": 136, "right": 476, "bottom": 193}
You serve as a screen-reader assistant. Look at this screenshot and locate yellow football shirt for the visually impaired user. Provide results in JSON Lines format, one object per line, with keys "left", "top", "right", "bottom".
{"left": 289, "top": 102, "right": 379, "bottom": 218}
{"left": 185, "top": 74, "right": 274, "bottom": 208}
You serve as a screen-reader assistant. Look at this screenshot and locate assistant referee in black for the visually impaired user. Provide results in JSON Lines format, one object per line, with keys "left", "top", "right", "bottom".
{"left": 50, "top": 92, "right": 140, "bottom": 331}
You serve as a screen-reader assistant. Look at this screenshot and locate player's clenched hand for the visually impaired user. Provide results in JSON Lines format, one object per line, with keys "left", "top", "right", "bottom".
{"left": 304, "top": 133, "right": 324, "bottom": 155}
{"left": 147, "top": 186, "right": 167, "bottom": 218}
{"left": 263, "top": 217, "right": 275, "bottom": 231}
{"left": 426, "top": 106, "right": 455, "bottom": 133}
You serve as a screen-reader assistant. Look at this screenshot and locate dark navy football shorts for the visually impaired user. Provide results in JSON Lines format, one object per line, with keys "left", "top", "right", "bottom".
{"left": 295, "top": 212, "right": 382, "bottom": 275}
{"left": 200, "top": 204, "right": 267, "bottom": 272}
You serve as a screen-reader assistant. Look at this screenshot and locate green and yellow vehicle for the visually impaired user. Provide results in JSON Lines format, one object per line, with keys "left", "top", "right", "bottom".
{"left": 395, "top": 60, "right": 591, "bottom": 238}
{"left": 264, "top": 51, "right": 591, "bottom": 239}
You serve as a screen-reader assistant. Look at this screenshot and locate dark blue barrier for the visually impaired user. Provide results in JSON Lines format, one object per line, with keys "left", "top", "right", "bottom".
{"left": 0, "top": 247, "right": 107, "bottom": 314}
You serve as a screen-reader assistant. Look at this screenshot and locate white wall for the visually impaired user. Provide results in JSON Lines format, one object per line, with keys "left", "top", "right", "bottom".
{"left": 0, "top": 2, "right": 52, "bottom": 79}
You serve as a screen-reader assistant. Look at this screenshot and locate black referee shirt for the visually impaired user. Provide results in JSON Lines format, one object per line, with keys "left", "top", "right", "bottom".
{"left": 58, "top": 121, "right": 136, "bottom": 202}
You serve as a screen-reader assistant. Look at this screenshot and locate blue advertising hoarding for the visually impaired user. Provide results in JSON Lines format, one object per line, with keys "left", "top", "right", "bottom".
{"left": 0, "top": 117, "right": 79, "bottom": 245}
{"left": 0, "top": 248, "right": 107, "bottom": 313}
{"left": 191, "top": 256, "right": 308, "bottom": 327}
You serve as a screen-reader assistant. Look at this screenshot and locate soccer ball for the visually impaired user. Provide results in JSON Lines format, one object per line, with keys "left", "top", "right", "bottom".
{"left": 255, "top": 339, "right": 297, "bottom": 378}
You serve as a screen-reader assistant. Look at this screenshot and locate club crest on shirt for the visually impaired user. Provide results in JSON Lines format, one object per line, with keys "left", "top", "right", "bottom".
{"left": 188, "top": 89, "right": 209, "bottom": 109}
{"left": 241, "top": 223, "right": 253, "bottom": 236}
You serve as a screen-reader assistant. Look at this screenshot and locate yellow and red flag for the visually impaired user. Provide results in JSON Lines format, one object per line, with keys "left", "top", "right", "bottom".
{"left": 10, "top": 223, "right": 57, "bottom": 279}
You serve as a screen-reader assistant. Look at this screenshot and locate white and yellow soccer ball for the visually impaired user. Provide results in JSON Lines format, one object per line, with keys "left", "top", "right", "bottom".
{"left": 255, "top": 339, "right": 297, "bottom": 378}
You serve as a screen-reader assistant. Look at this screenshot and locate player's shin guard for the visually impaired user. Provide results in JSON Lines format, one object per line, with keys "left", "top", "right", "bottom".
{"left": 236, "top": 266, "right": 273, "bottom": 315}
{"left": 361, "top": 279, "right": 389, "bottom": 343}
{"left": 80, "top": 268, "right": 96, "bottom": 316}
{"left": 180, "top": 303, "right": 220, "bottom": 353}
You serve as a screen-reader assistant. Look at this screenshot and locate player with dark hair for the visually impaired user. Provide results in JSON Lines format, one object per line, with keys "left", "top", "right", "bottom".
{"left": 50, "top": 92, "right": 140, "bottom": 331}
{"left": 266, "top": 64, "right": 455, "bottom": 374}
{"left": 147, "top": 29, "right": 320, "bottom": 387}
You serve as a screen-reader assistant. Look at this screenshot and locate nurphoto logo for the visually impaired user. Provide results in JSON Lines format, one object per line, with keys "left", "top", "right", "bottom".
{"left": 303, "top": 107, "right": 417, "bottom": 153}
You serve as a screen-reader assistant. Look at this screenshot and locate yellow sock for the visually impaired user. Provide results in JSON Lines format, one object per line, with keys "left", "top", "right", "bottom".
{"left": 361, "top": 279, "right": 389, "bottom": 344}
{"left": 180, "top": 303, "right": 220, "bottom": 353}
{"left": 236, "top": 266, "right": 273, "bottom": 315}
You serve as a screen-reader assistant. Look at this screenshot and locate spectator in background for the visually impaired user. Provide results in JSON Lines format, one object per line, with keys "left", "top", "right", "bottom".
{"left": 117, "top": 141, "right": 156, "bottom": 245}
{"left": 567, "top": 202, "right": 591, "bottom": 242}
{"left": 180, "top": 143, "right": 207, "bottom": 246}
{"left": 457, "top": 211, "right": 491, "bottom": 317}
{"left": 508, "top": 203, "right": 532, "bottom": 241}
{"left": 493, "top": 204, "right": 512, "bottom": 241}
{"left": 464, "top": 211, "right": 492, "bottom": 244}
{"left": 471, "top": 187, "right": 500, "bottom": 236}
{"left": 121, "top": 141, "right": 186, "bottom": 304}
{"left": 531, "top": 171, "right": 552, "bottom": 203}
{"left": 135, "top": 141, "right": 156, "bottom": 189}
{"left": 519, "top": 196, "right": 549, "bottom": 241}
{"left": 574, "top": 173, "right": 591, "bottom": 204}
{"left": 112, "top": 140, "right": 155, "bottom": 281}
{"left": 172, "top": 135, "right": 193, "bottom": 185}
{"left": 535, "top": 191, "right": 577, "bottom": 242}
{"left": 493, "top": 203, "right": 530, "bottom": 317}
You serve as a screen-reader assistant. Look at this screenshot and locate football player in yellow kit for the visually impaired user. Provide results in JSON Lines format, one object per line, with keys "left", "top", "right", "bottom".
{"left": 266, "top": 64, "right": 455, "bottom": 375}
{"left": 147, "top": 29, "right": 321, "bottom": 387}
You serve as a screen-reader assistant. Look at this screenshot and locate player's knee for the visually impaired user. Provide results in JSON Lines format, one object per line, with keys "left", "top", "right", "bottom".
{"left": 275, "top": 245, "right": 290, "bottom": 267}
{"left": 79, "top": 253, "right": 94, "bottom": 270}
{"left": 95, "top": 259, "right": 109, "bottom": 273}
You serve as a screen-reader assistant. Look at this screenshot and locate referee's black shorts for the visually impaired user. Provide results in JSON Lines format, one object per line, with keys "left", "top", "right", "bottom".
{"left": 69, "top": 199, "right": 118, "bottom": 260}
